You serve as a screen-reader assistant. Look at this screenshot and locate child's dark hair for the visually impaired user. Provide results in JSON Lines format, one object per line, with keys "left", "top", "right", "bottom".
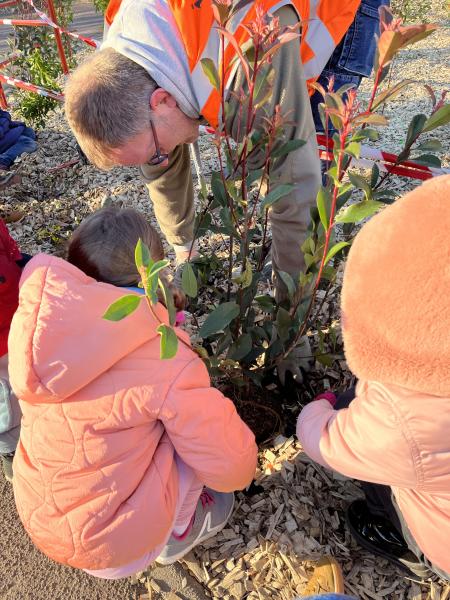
{"left": 67, "top": 207, "right": 164, "bottom": 286}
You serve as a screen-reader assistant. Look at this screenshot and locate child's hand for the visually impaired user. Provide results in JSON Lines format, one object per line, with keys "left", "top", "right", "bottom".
{"left": 171, "top": 285, "right": 186, "bottom": 312}
{"left": 158, "top": 270, "right": 186, "bottom": 312}
{"left": 314, "top": 391, "right": 337, "bottom": 407}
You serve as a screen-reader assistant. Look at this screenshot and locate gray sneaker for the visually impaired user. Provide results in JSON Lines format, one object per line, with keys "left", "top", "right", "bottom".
{"left": 156, "top": 489, "right": 235, "bottom": 565}
{"left": 1, "top": 453, "right": 14, "bottom": 482}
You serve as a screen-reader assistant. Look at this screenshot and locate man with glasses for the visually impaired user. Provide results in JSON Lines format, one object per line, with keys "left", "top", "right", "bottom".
{"left": 65, "top": 0, "right": 363, "bottom": 268}
{"left": 65, "top": 0, "right": 362, "bottom": 379}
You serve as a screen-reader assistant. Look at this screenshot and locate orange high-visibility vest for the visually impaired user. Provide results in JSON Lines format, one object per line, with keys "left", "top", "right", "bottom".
{"left": 105, "top": 0, "right": 361, "bottom": 127}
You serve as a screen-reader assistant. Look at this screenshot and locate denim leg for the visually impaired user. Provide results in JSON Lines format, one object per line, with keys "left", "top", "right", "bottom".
{"left": 334, "top": 387, "right": 356, "bottom": 410}
{"left": 310, "top": 0, "right": 389, "bottom": 133}
{"left": 0, "top": 377, "right": 22, "bottom": 455}
{"left": 0, "top": 132, "right": 38, "bottom": 168}
{"left": 310, "top": 70, "right": 361, "bottom": 133}
{"left": 21, "top": 126, "right": 36, "bottom": 140}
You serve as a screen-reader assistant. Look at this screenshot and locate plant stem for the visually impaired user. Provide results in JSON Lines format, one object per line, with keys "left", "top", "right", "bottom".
{"left": 283, "top": 128, "right": 348, "bottom": 360}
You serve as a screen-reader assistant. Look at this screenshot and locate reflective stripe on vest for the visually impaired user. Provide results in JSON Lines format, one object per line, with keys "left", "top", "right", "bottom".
{"left": 105, "top": 0, "right": 361, "bottom": 126}
{"left": 302, "top": 0, "right": 335, "bottom": 80}
{"left": 168, "top": 0, "right": 360, "bottom": 126}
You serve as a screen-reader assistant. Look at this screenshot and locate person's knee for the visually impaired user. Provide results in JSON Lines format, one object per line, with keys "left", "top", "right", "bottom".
{"left": 22, "top": 126, "right": 36, "bottom": 140}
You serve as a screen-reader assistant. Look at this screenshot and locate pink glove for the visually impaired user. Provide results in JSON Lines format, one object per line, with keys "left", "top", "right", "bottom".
{"left": 175, "top": 311, "right": 186, "bottom": 327}
{"left": 314, "top": 391, "right": 337, "bottom": 407}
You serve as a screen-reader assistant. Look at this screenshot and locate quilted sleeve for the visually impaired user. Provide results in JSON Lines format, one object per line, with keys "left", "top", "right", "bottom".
{"left": 158, "top": 357, "right": 258, "bottom": 492}
{"left": 296, "top": 386, "right": 419, "bottom": 488}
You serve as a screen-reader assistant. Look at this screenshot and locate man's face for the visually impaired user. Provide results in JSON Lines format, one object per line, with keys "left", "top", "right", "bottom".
{"left": 110, "top": 100, "right": 200, "bottom": 168}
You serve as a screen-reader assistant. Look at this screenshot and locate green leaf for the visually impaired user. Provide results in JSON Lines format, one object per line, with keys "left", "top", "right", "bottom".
{"left": 410, "top": 154, "right": 441, "bottom": 168}
{"left": 135, "top": 238, "right": 150, "bottom": 269}
{"left": 194, "top": 211, "right": 212, "bottom": 237}
{"left": 324, "top": 241, "right": 350, "bottom": 265}
{"left": 304, "top": 253, "right": 315, "bottom": 269}
{"left": 344, "top": 141, "right": 361, "bottom": 158}
{"left": 415, "top": 139, "right": 443, "bottom": 152}
{"left": 301, "top": 236, "right": 315, "bottom": 255}
{"left": 246, "top": 168, "right": 264, "bottom": 187}
{"left": 276, "top": 307, "right": 292, "bottom": 342}
{"left": 233, "top": 261, "right": 253, "bottom": 288}
{"left": 321, "top": 265, "right": 337, "bottom": 282}
{"left": 316, "top": 186, "right": 331, "bottom": 231}
{"left": 219, "top": 207, "right": 238, "bottom": 236}
{"left": 353, "top": 113, "right": 388, "bottom": 126}
{"left": 405, "top": 114, "right": 427, "bottom": 147}
{"left": 335, "top": 200, "right": 383, "bottom": 224}
{"left": 422, "top": 105, "right": 450, "bottom": 133}
{"left": 352, "top": 128, "right": 379, "bottom": 142}
{"left": 259, "top": 184, "right": 295, "bottom": 214}
{"left": 254, "top": 295, "right": 276, "bottom": 313}
{"left": 371, "top": 80, "right": 414, "bottom": 111}
{"left": 227, "top": 333, "right": 252, "bottom": 361}
{"left": 181, "top": 262, "right": 197, "bottom": 298}
{"left": 158, "top": 278, "right": 176, "bottom": 326}
{"left": 211, "top": 171, "right": 228, "bottom": 207}
{"left": 199, "top": 302, "right": 240, "bottom": 338}
{"left": 253, "top": 66, "right": 275, "bottom": 107}
{"left": 371, "top": 164, "right": 380, "bottom": 188}
{"left": 103, "top": 294, "right": 142, "bottom": 321}
{"left": 278, "top": 271, "right": 296, "bottom": 301}
{"left": 348, "top": 172, "right": 373, "bottom": 200}
{"left": 157, "top": 324, "right": 178, "bottom": 360}
{"left": 271, "top": 139, "right": 306, "bottom": 158}
{"left": 148, "top": 259, "right": 170, "bottom": 279}
{"left": 316, "top": 353, "right": 334, "bottom": 367}
{"left": 200, "top": 58, "right": 220, "bottom": 90}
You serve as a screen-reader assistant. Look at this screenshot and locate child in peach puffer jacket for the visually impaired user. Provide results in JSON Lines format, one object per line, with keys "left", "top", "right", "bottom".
{"left": 9, "top": 207, "right": 257, "bottom": 578}
{"left": 297, "top": 176, "right": 450, "bottom": 581}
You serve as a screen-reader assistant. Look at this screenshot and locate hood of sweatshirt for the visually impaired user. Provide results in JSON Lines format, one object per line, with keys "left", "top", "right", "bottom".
{"left": 8, "top": 253, "right": 188, "bottom": 403}
{"left": 102, "top": 0, "right": 202, "bottom": 119}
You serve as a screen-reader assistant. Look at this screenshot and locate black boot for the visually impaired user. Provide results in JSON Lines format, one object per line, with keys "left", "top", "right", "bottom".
{"left": 346, "top": 500, "right": 431, "bottom": 579}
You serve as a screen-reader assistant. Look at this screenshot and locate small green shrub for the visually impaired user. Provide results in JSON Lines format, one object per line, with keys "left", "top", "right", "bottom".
{"left": 7, "top": 0, "right": 79, "bottom": 128}
{"left": 93, "top": 0, "right": 109, "bottom": 15}
{"left": 105, "top": 5, "right": 450, "bottom": 389}
{"left": 391, "top": 0, "right": 433, "bottom": 22}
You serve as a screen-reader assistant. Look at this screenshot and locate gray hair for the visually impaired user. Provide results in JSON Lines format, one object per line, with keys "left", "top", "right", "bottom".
{"left": 64, "top": 48, "right": 157, "bottom": 169}
{"left": 67, "top": 207, "right": 164, "bottom": 286}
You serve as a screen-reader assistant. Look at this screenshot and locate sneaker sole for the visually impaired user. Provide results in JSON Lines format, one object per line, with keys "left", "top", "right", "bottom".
{"left": 346, "top": 509, "right": 431, "bottom": 579}
{"left": 156, "top": 494, "right": 235, "bottom": 565}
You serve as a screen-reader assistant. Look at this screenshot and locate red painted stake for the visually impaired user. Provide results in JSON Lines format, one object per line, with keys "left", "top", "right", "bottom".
{"left": 0, "top": 83, "right": 8, "bottom": 108}
{"left": 45, "top": 0, "right": 69, "bottom": 74}
{"left": 0, "top": 0, "right": 19, "bottom": 8}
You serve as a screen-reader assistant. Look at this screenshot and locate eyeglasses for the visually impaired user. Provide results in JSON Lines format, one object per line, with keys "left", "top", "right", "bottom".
{"left": 147, "top": 119, "right": 169, "bottom": 166}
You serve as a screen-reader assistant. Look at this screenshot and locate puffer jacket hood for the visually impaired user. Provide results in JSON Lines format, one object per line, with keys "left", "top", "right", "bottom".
{"left": 9, "top": 253, "right": 184, "bottom": 402}
{"left": 341, "top": 175, "right": 450, "bottom": 396}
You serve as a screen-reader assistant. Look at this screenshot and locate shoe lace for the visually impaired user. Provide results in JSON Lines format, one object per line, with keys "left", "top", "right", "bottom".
{"left": 199, "top": 489, "right": 215, "bottom": 508}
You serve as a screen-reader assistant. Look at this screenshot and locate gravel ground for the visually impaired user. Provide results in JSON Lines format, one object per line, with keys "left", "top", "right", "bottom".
{"left": 1, "top": 4, "right": 449, "bottom": 600}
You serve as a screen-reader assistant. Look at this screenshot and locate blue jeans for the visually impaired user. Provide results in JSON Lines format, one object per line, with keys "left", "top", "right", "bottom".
{"left": 0, "top": 126, "right": 37, "bottom": 169}
{"left": 310, "top": 0, "right": 390, "bottom": 133}
{"left": 0, "top": 375, "right": 21, "bottom": 455}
